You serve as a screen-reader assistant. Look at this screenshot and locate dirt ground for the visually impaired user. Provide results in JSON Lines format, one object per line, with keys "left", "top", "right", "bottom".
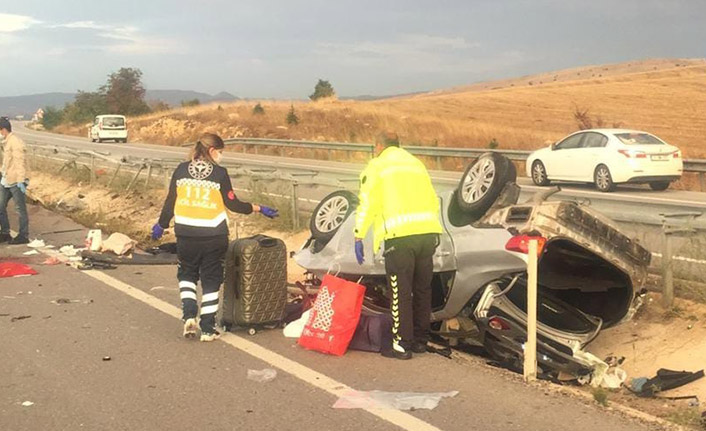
{"left": 589, "top": 293, "right": 706, "bottom": 403}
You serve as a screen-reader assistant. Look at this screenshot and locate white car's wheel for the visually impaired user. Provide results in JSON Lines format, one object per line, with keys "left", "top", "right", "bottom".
{"left": 594, "top": 165, "right": 616, "bottom": 192}
{"left": 531, "top": 160, "right": 550, "bottom": 186}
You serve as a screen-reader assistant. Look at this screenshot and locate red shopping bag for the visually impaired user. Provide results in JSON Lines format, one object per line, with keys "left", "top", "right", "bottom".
{"left": 298, "top": 274, "right": 365, "bottom": 356}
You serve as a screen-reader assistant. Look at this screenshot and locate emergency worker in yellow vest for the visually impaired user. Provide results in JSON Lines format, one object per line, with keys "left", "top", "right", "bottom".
{"left": 354, "top": 132, "right": 442, "bottom": 360}
{"left": 152, "top": 133, "right": 278, "bottom": 342}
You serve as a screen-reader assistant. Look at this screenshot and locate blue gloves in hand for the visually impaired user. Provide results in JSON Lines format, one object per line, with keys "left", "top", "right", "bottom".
{"left": 260, "top": 206, "right": 279, "bottom": 219}
{"left": 151, "top": 223, "right": 164, "bottom": 240}
{"left": 17, "top": 181, "right": 27, "bottom": 194}
{"left": 355, "top": 239, "right": 365, "bottom": 265}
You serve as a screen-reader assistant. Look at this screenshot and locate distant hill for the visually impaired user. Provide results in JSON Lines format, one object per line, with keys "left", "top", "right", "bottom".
{"left": 0, "top": 90, "right": 239, "bottom": 117}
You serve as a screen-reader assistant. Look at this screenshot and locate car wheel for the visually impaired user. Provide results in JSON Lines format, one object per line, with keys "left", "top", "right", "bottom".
{"left": 649, "top": 181, "right": 670, "bottom": 191}
{"left": 594, "top": 165, "right": 616, "bottom": 192}
{"left": 310, "top": 190, "right": 358, "bottom": 242}
{"left": 456, "top": 152, "right": 516, "bottom": 219}
{"left": 531, "top": 160, "right": 550, "bottom": 186}
{"left": 96, "top": 138, "right": 102, "bottom": 143}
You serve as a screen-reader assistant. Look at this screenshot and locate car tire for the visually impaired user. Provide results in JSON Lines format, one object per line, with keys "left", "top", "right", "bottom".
{"left": 594, "top": 165, "right": 616, "bottom": 192}
{"left": 456, "top": 152, "right": 516, "bottom": 219}
{"left": 310, "top": 190, "right": 358, "bottom": 243}
{"left": 531, "top": 160, "right": 550, "bottom": 186}
{"left": 96, "top": 138, "right": 102, "bottom": 143}
{"left": 649, "top": 181, "right": 670, "bottom": 191}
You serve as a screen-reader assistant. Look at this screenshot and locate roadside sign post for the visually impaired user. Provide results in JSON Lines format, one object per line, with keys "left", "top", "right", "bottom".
{"left": 524, "top": 239, "right": 538, "bottom": 383}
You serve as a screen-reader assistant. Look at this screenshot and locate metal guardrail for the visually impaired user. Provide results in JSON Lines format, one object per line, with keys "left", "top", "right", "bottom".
{"left": 214, "top": 137, "right": 706, "bottom": 181}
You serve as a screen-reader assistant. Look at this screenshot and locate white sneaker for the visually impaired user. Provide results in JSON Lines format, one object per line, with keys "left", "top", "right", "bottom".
{"left": 183, "top": 318, "right": 198, "bottom": 339}
{"left": 200, "top": 331, "right": 221, "bottom": 342}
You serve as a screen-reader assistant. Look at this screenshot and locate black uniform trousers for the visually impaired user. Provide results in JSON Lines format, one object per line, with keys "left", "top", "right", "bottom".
{"left": 383, "top": 233, "right": 439, "bottom": 347}
{"left": 176, "top": 235, "right": 228, "bottom": 333}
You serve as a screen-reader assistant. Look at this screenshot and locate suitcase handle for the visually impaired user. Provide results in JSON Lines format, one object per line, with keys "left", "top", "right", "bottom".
{"left": 257, "top": 237, "right": 278, "bottom": 248}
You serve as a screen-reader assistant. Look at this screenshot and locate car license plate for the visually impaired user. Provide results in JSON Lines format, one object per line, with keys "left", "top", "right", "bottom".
{"left": 651, "top": 154, "right": 668, "bottom": 161}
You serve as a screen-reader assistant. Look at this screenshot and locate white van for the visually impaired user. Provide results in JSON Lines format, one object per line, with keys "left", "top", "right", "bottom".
{"left": 89, "top": 115, "right": 128, "bottom": 143}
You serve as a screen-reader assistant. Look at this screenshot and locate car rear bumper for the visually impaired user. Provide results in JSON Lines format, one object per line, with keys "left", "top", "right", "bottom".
{"left": 625, "top": 175, "right": 681, "bottom": 183}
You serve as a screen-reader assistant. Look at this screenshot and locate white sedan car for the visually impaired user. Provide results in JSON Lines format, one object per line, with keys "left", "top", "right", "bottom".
{"left": 526, "top": 129, "right": 682, "bottom": 192}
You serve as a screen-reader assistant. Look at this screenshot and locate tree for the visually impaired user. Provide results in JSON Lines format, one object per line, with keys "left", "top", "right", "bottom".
{"left": 252, "top": 103, "right": 265, "bottom": 115}
{"left": 286, "top": 105, "right": 299, "bottom": 125}
{"left": 40, "top": 106, "right": 64, "bottom": 130}
{"left": 63, "top": 91, "right": 107, "bottom": 124}
{"left": 101, "top": 67, "right": 150, "bottom": 115}
{"left": 309, "top": 79, "right": 335, "bottom": 101}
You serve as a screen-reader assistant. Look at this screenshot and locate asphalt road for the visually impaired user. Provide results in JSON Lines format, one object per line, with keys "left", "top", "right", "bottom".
{"left": 0, "top": 204, "right": 660, "bottom": 431}
{"left": 14, "top": 125, "right": 706, "bottom": 229}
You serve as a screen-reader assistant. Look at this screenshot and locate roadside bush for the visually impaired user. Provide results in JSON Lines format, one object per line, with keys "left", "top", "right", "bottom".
{"left": 310, "top": 79, "right": 336, "bottom": 101}
{"left": 181, "top": 99, "right": 200, "bottom": 107}
{"left": 286, "top": 105, "right": 299, "bottom": 125}
{"left": 252, "top": 103, "right": 265, "bottom": 115}
{"left": 488, "top": 138, "right": 499, "bottom": 149}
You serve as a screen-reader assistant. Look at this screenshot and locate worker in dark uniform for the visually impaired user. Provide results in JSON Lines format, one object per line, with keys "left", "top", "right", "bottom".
{"left": 153, "top": 133, "right": 278, "bottom": 341}
{"left": 354, "top": 132, "right": 442, "bottom": 359}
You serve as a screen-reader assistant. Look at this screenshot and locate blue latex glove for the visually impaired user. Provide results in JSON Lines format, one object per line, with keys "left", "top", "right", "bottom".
{"left": 355, "top": 239, "right": 365, "bottom": 265}
{"left": 260, "top": 206, "right": 279, "bottom": 219}
{"left": 17, "top": 182, "right": 27, "bottom": 194}
{"left": 151, "top": 223, "right": 164, "bottom": 240}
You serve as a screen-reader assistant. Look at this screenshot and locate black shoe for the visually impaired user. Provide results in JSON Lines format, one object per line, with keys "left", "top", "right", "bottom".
{"left": 8, "top": 236, "right": 29, "bottom": 245}
{"left": 411, "top": 342, "right": 428, "bottom": 354}
{"left": 381, "top": 343, "right": 413, "bottom": 360}
{"left": 0, "top": 233, "right": 11, "bottom": 243}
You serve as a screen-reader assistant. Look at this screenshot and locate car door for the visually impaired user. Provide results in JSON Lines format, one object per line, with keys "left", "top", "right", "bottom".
{"left": 573, "top": 132, "right": 608, "bottom": 182}
{"left": 544, "top": 133, "right": 585, "bottom": 180}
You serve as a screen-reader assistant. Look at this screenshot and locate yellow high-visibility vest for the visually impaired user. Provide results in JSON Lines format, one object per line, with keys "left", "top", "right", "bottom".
{"left": 354, "top": 146, "right": 442, "bottom": 252}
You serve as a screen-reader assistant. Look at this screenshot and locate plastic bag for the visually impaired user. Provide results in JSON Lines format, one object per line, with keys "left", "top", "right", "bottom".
{"left": 0, "top": 262, "right": 38, "bottom": 278}
{"left": 247, "top": 369, "right": 277, "bottom": 383}
{"left": 333, "top": 390, "right": 459, "bottom": 410}
{"left": 283, "top": 309, "right": 312, "bottom": 338}
{"left": 298, "top": 274, "right": 365, "bottom": 356}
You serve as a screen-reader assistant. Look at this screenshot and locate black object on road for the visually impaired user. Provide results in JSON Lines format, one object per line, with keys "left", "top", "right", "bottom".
{"left": 220, "top": 235, "right": 287, "bottom": 334}
{"left": 634, "top": 368, "right": 705, "bottom": 397}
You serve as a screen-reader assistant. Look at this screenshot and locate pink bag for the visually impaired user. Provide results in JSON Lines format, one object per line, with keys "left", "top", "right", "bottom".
{"left": 298, "top": 274, "right": 365, "bottom": 356}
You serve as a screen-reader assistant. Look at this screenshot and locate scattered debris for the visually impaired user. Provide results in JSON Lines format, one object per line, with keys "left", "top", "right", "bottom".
{"left": 27, "top": 239, "right": 46, "bottom": 248}
{"left": 52, "top": 298, "right": 81, "bottom": 305}
{"left": 23, "top": 250, "right": 39, "bottom": 256}
{"left": 102, "top": 356, "right": 112, "bottom": 361}
{"left": 42, "top": 257, "right": 62, "bottom": 265}
{"left": 59, "top": 245, "right": 81, "bottom": 257}
{"left": 85, "top": 229, "right": 102, "bottom": 251}
{"left": 101, "top": 233, "right": 136, "bottom": 255}
{"left": 631, "top": 369, "right": 705, "bottom": 397}
{"left": 283, "top": 309, "right": 311, "bottom": 338}
{"left": 11, "top": 315, "right": 31, "bottom": 322}
{"left": 247, "top": 369, "right": 278, "bottom": 383}
{"left": 21, "top": 401, "right": 34, "bottom": 407}
{"left": 333, "top": 390, "right": 459, "bottom": 410}
{"left": 0, "top": 262, "right": 38, "bottom": 278}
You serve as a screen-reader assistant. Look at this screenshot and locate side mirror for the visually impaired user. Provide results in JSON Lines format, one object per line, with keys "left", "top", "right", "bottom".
{"left": 550, "top": 143, "right": 557, "bottom": 151}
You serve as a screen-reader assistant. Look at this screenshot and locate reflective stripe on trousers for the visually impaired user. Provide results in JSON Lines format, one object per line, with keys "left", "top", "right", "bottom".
{"left": 390, "top": 274, "right": 401, "bottom": 343}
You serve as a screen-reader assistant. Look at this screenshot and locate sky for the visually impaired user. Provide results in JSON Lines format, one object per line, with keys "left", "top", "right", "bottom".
{"left": 1, "top": 0, "right": 705, "bottom": 99}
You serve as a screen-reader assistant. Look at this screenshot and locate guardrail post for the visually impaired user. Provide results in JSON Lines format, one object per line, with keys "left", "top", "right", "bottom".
{"left": 661, "top": 231, "right": 674, "bottom": 308}
{"left": 126, "top": 164, "right": 144, "bottom": 192}
{"left": 90, "top": 155, "right": 96, "bottom": 186}
{"left": 144, "top": 163, "right": 153, "bottom": 189}
{"left": 290, "top": 181, "right": 300, "bottom": 229}
{"left": 108, "top": 164, "right": 122, "bottom": 187}
{"left": 435, "top": 156, "right": 442, "bottom": 171}
{"left": 163, "top": 167, "right": 171, "bottom": 188}
{"left": 524, "top": 239, "right": 538, "bottom": 383}
{"left": 699, "top": 173, "right": 705, "bottom": 192}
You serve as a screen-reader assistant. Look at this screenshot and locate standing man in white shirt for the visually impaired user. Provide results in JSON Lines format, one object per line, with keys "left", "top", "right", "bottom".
{"left": 0, "top": 117, "right": 30, "bottom": 244}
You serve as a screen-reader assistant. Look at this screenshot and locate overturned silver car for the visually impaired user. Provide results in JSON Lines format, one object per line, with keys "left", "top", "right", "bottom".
{"left": 294, "top": 153, "right": 651, "bottom": 377}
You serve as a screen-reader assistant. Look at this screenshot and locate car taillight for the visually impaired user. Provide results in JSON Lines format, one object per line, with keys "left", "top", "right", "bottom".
{"left": 488, "top": 317, "right": 511, "bottom": 331}
{"left": 618, "top": 149, "right": 646, "bottom": 158}
{"left": 505, "top": 235, "right": 546, "bottom": 256}
{"left": 673, "top": 151, "right": 681, "bottom": 159}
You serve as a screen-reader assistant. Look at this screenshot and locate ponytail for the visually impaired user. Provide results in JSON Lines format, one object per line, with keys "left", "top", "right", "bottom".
{"left": 189, "top": 133, "right": 225, "bottom": 163}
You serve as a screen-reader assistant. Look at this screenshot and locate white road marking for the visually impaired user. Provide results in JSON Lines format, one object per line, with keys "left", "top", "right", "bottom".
{"left": 80, "top": 269, "right": 444, "bottom": 431}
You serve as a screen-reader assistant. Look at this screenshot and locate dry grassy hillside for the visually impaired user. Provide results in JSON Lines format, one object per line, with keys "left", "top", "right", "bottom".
{"left": 55, "top": 58, "right": 706, "bottom": 158}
